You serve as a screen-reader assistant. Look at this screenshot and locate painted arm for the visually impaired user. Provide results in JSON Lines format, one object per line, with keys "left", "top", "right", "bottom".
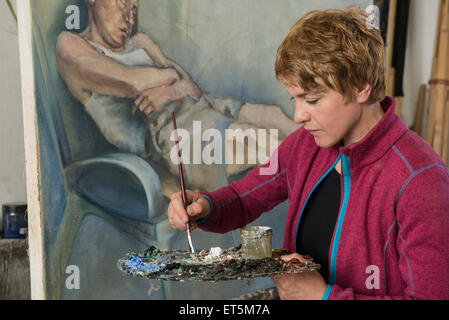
{"left": 55, "top": 31, "right": 180, "bottom": 104}
{"left": 131, "top": 33, "right": 201, "bottom": 114}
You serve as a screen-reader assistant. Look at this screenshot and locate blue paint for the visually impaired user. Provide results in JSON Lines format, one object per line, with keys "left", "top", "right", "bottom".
{"left": 141, "top": 263, "right": 166, "bottom": 273}
{"left": 124, "top": 256, "right": 167, "bottom": 273}
{"left": 124, "top": 257, "right": 142, "bottom": 267}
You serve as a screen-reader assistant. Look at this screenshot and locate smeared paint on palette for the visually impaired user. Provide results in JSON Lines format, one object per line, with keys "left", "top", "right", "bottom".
{"left": 117, "top": 246, "right": 320, "bottom": 282}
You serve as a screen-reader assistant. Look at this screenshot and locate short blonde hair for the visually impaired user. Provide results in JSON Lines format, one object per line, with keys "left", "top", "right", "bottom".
{"left": 275, "top": 6, "right": 386, "bottom": 104}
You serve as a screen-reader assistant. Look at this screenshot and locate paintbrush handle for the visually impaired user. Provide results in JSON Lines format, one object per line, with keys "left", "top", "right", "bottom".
{"left": 172, "top": 112, "right": 195, "bottom": 253}
{"left": 172, "top": 113, "right": 188, "bottom": 206}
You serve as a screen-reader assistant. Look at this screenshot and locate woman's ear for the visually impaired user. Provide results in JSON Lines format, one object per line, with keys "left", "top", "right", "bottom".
{"left": 356, "top": 84, "right": 372, "bottom": 105}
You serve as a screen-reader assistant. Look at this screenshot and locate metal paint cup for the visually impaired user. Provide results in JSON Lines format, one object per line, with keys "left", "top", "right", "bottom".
{"left": 240, "top": 226, "right": 273, "bottom": 259}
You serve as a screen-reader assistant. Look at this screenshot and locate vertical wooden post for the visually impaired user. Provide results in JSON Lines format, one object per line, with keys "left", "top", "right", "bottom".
{"left": 425, "top": 0, "right": 449, "bottom": 162}
{"left": 412, "top": 84, "right": 427, "bottom": 136}
{"left": 17, "top": 0, "right": 46, "bottom": 300}
{"left": 441, "top": 0, "right": 449, "bottom": 163}
{"left": 441, "top": 87, "right": 449, "bottom": 162}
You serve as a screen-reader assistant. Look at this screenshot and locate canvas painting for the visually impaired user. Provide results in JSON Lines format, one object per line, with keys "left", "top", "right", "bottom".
{"left": 18, "top": 0, "right": 370, "bottom": 299}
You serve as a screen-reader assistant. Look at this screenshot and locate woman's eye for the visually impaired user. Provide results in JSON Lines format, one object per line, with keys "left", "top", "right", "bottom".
{"left": 290, "top": 97, "right": 295, "bottom": 101}
{"left": 307, "top": 99, "right": 319, "bottom": 105}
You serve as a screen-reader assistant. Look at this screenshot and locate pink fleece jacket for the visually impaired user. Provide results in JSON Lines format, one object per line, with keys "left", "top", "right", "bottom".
{"left": 199, "top": 97, "right": 449, "bottom": 300}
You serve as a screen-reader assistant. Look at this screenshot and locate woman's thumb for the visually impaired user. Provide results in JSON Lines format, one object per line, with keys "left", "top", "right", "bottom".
{"left": 186, "top": 202, "right": 199, "bottom": 217}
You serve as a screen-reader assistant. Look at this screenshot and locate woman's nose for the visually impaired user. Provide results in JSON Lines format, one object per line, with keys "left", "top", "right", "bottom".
{"left": 293, "top": 101, "right": 311, "bottom": 124}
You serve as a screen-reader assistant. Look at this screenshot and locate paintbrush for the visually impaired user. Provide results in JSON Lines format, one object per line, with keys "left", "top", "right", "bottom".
{"left": 172, "top": 112, "right": 195, "bottom": 253}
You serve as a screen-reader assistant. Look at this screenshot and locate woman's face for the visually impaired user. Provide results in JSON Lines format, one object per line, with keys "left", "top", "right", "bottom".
{"left": 93, "top": 0, "right": 137, "bottom": 49}
{"left": 286, "top": 82, "right": 364, "bottom": 148}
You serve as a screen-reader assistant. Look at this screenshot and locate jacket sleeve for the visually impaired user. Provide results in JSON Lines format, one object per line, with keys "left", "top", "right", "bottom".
{"left": 324, "top": 164, "right": 449, "bottom": 300}
{"left": 197, "top": 130, "right": 299, "bottom": 234}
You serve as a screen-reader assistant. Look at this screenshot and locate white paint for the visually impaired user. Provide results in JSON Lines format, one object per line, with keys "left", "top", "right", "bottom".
{"left": 0, "top": 0, "right": 27, "bottom": 231}
{"left": 203, "top": 247, "right": 223, "bottom": 261}
{"left": 208, "top": 247, "right": 223, "bottom": 257}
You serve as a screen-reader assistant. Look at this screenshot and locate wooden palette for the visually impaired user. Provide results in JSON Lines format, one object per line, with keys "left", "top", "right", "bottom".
{"left": 117, "top": 246, "right": 320, "bottom": 282}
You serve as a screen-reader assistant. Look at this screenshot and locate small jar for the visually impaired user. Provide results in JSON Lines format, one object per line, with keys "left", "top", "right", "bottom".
{"left": 240, "top": 226, "right": 273, "bottom": 259}
{"left": 2, "top": 204, "right": 28, "bottom": 239}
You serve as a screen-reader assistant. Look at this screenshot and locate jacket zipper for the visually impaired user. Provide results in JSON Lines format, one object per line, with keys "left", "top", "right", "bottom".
{"left": 329, "top": 154, "right": 351, "bottom": 285}
{"left": 294, "top": 152, "right": 342, "bottom": 253}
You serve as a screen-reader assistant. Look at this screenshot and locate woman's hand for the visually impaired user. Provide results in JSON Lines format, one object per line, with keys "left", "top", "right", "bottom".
{"left": 271, "top": 253, "right": 328, "bottom": 300}
{"left": 167, "top": 191, "right": 211, "bottom": 231}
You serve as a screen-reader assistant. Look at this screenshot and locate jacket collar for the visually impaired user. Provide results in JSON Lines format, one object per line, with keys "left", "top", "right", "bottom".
{"left": 337, "top": 96, "right": 408, "bottom": 171}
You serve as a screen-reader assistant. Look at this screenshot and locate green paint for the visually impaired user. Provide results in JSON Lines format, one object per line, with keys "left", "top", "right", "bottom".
{"left": 143, "top": 246, "right": 161, "bottom": 258}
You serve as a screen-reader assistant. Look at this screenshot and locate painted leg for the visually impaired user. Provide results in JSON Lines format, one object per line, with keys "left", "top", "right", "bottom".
{"left": 226, "top": 123, "right": 280, "bottom": 177}
{"left": 237, "top": 103, "right": 301, "bottom": 139}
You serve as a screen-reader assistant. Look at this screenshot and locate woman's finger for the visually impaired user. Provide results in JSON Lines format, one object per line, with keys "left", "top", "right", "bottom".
{"left": 280, "top": 253, "right": 307, "bottom": 263}
{"left": 172, "top": 212, "right": 188, "bottom": 231}
{"left": 186, "top": 201, "right": 203, "bottom": 217}
{"left": 171, "top": 194, "right": 190, "bottom": 224}
{"left": 168, "top": 204, "right": 187, "bottom": 231}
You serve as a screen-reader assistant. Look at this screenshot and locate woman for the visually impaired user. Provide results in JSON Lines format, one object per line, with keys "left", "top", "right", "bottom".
{"left": 167, "top": 7, "right": 449, "bottom": 300}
